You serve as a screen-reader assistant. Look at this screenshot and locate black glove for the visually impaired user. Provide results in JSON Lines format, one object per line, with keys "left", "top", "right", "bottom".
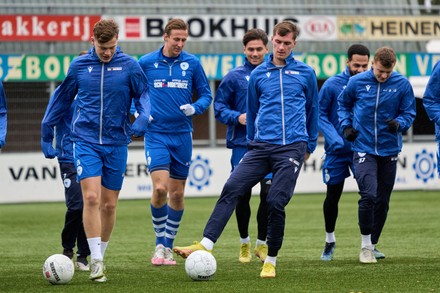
{"left": 386, "top": 119, "right": 399, "bottom": 133}
{"left": 343, "top": 127, "right": 358, "bottom": 142}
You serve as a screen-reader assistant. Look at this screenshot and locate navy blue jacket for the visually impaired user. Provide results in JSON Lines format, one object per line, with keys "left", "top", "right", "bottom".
{"left": 319, "top": 66, "right": 352, "bottom": 154}
{"left": 214, "top": 58, "right": 256, "bottom": 148}
{"left": 42, "top": 47, "right": 150, "bottom": 146}
{"left": 247, "top": 52, "right": 319, "bottom": 154}
{"left": 338, "top": 68, "right": 416, "bottom": 156}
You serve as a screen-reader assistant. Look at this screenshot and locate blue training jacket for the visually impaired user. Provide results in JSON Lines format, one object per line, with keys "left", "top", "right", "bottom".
{"left": 319, "top": 66, "right": 352, "bottom": 154}
{"left": 423, "top": 61, "right": 440, "bottom": 142}
{"left": 247, "top": 52, "right": 319, "bottom": 154}
{"left": 41, "top": 47, "right": 150, "bottom": 146}
{"left": 138, "top": 46, "right": 212, "bottom": 133}
{"left": 214, "top": 58, "right": 256, "bottom": 149}
{"left": 0, "top": 81, "right": 6, "bottom": 147}
{"left": 55, "top": 98, "right": 76, "bottom": 163}
{"left": 338, "top": 68, "right": 416, "bottom": 156}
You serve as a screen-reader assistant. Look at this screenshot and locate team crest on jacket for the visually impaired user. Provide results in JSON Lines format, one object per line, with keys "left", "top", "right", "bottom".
{"left": 180, "top": 62, "right": 189, "bottom": 70}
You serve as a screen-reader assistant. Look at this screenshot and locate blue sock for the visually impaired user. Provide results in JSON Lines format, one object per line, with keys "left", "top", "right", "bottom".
{"left": 165, "top": 206, "right": 183, "bottom": 249}
{"left": 151, "top": 203, "right": 167, "bottom": 246}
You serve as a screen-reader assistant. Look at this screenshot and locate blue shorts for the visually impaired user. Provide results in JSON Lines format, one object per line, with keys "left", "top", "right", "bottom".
{"left": 322, "top": 152, "right": 354, "bottom": 185}
{"left": 73, "top": 141, "right": 128, "bottom": 190}
{"left": 231, "top": 146, "right": 272, "bottom": 179}
{"left": 145, "top": 132, "right": 192, "bottom": 180}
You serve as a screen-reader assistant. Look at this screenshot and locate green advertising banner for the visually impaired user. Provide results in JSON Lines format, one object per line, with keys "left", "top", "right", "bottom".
{"left": 1, "top": 53, "right": 439, "bottom": 82}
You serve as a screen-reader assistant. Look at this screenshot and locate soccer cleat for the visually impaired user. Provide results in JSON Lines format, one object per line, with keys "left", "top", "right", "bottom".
{"left": 373, "top": 248, "right": 386, "bottom": 259}
{"left": 76, "top": 257, "right": 90, "bottom": 271}
{"left": 173, "top": 241, "right": 212, "bottom": 259}
{"left": 260, "top": 262, "right": 276, "bottom": 278}
{"left": 163, "top": 247, "right": 177, "bottom": 266}
{"left": 359, "top": 247, "right": 377, "bottom": 264}
{"left": 239, "top": 243, "right": 252, "bottom": 263}
{"left": 151, "top": 244, "right": 165, "bottom": 266}
{"left": 254, "top": 244, "right": 268, "bottom": 262}
{"left": 320, "top": 242, "right": 336, "bottom": 261}
{"left": 89, "top": 259, "right": 106, "bottom": 281}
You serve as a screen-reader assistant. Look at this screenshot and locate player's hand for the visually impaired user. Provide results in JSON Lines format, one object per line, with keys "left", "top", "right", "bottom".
{"left": 305, "top": 152, "right": 311, "bottom": 161}
{"left": 41, "top": 139, "right": 58, "bottom": 159}
{"left": 343, "top": 126, "right": 358, "bottom": 142}
{"left": 386, "top": 119, "right": 399, "bottom": 133}
{"left": 238, "top": 113, "right": 246, "bottom": 125}
{"left": 180, "top": 104, "right": 196, "bottom": 116}
{"left": 132, "top": 114, "right": 149, "bottom": 137}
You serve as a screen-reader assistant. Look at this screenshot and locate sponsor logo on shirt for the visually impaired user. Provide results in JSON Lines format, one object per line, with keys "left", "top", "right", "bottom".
{"left": 153, "top": 79, "right": 188, "bottom": 89}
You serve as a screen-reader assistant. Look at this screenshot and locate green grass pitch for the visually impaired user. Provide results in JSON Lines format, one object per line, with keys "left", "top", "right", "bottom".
{"left": 0, "top": 190, "right": 439, "bottom": 292}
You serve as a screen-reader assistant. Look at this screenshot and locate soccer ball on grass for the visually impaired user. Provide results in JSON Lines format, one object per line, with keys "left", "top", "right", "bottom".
{"left": 185, "top": 250, "right": 217, "bottom": 281}
{"left": 42, "top": 254, "right": 74, "bottom": 285}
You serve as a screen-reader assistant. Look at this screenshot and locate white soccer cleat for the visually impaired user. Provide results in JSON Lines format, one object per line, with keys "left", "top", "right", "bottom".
{"left": 359, "top": 247, "right": 377, "bottom": 264}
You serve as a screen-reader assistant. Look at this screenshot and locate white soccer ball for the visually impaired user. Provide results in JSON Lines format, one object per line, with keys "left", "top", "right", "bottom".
{"left": 185, "top": 250, "right": 217, "bottom": 281}
{"left": 42, "top": 254, "right": 74, "bottom": 285}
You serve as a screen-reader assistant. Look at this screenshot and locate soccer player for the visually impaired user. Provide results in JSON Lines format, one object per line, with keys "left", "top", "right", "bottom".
{"left": 137, "top": 18, "right": 212, "bottom": 266}
{"left": 214, "top": 28, "right": 270, "bottom": 263}
{"left": 338, "top": 47, "right": 416, "bottom": 263}
{"left": 174, "top": 21, "right": 319, "bottom": 278}
{"left": 41, "top": 19, "right": 150, "bottom": 282}
{"left": 423, "top": 60, "right": 440, "bottom": 177}
{"left": 0, "top": 81, "right": 6, "bottom": 150}
{"left": 319, "top": 44, "right": 370, "bottom": 261}
{"left": 43, "top": 50, "right": 92, "bottom": 271}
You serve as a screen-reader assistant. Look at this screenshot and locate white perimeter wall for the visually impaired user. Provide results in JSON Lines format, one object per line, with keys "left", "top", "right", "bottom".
{"left": 0, "top": 143, "right": 438, "bottom": 203}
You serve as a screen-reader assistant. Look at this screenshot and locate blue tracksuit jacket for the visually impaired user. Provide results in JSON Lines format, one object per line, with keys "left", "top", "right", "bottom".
{"left": 214, "top": 58, "right": 256, "bottom": 149}
{"left": 247, "top": 52, "right": 319, "bottom": 154}
{"left": 319, "top": 66, "right": 352, "bottom": 154}
{"left": 55, "top": 98, "right": 76, "bottom": 163}
{"left": 138, "top": 46, "right": 212, "bottom": 133}
{"left": 338, "top": 68, "right": 416, "bottom": 156}
{"left": 423, "top": 61, "right": 440, "bottom": 142}
{"left": 41, "top": 47, "right": 150, "bottom": 146}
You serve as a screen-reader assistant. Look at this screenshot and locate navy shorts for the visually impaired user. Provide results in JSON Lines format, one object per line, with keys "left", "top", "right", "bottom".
{"left": 145, "top": 132, "right": 192, "bottom": 180}
{"left": 73, "top": 141, "right": 128, "bottom": 190}
{"left": 322, "top": 152, "right": 354, "bottom": 185}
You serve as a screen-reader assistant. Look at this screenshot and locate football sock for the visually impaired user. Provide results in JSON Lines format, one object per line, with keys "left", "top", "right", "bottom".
{"left": 151, "top": 203, "right": 167, "bottom": 246}
{"left": 200, "top": 237, "right": 214, "bottom": 251}
{"left": 361, "top": 234, "right": 373, "bottom": 248}
{"left": 101, "top": 241, "right": 108, "bottom": 259}
{"left": 326, "top": 232, "right": 336, "bottom": 243}
{"left": 256, "top": 239, "right": 266, "bottom": 246}
{"left": 87, "top": 237, "right": 102, "bottom": 261}
{"left": 165, "top": 206, "right": 183, "bottom": 248}
{"left": 240, "top": 236, "right": 250, "bottom": 244}
{"left": 265, "top": 256, "right": 276, "bottom": 266}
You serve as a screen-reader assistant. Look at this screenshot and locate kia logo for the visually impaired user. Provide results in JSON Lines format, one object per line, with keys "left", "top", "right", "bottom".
{"left": 304, "top": 18, "right": 335, "bottom": 38}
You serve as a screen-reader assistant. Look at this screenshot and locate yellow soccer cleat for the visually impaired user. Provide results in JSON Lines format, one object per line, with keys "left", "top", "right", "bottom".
{"left": 254, "top": 244, "right": 268, "bottom": 262}
{"left": 260, "top": 262, "right": 276, "bottom": 278}
{"left": 239, "top": 243, "right": 252, "bottom": 263}
{"left": 173, "top": 241, "right": 212, "bottom": 259}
